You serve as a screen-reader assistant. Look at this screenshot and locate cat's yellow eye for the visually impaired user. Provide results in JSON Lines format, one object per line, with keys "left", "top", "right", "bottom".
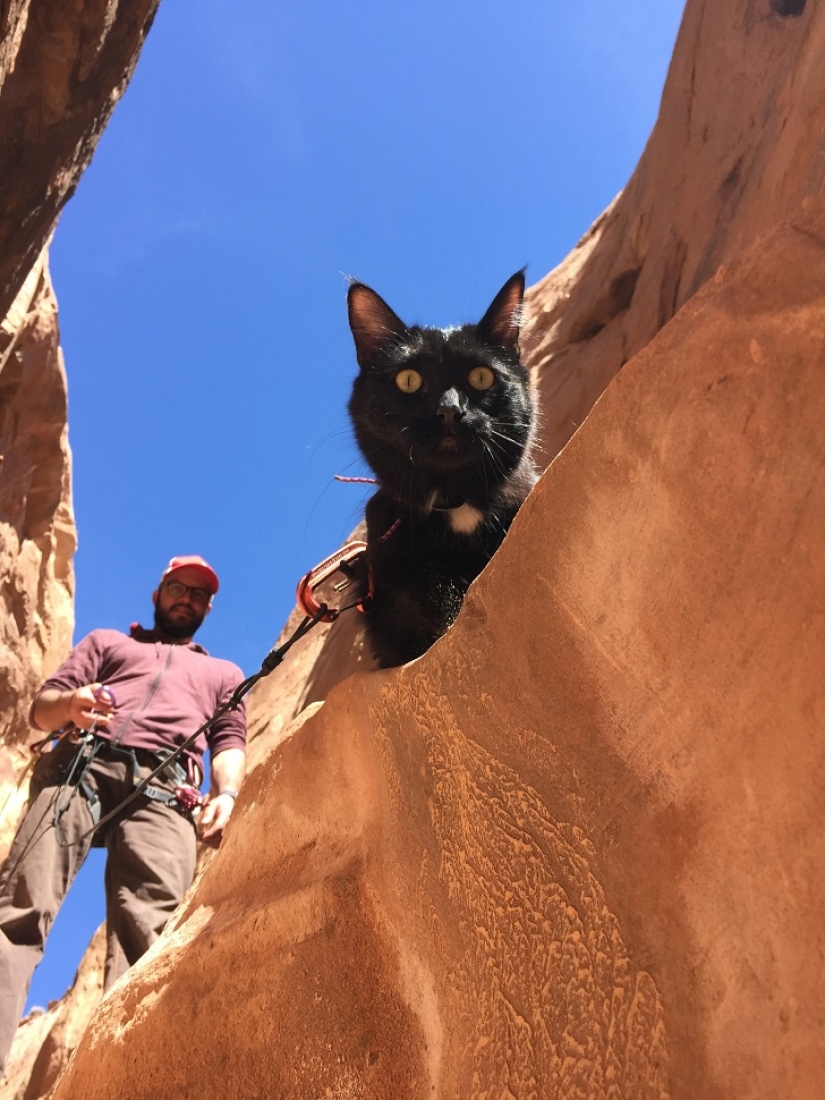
{"left": 468, "top": 366, "right": 496, "bottom": 391}
{"left": 395, "top": 369, "right": 424, "bottom": 393}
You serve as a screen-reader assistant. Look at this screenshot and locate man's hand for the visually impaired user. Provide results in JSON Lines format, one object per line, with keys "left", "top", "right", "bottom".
{"left": 198, "top": 791, "right": 237, "bottom": 848}
{"left": 197, "top": 746, "right": 246, "bottom": 848}
{"left": 31, "top": 683, "right": 115, "bottom": 733}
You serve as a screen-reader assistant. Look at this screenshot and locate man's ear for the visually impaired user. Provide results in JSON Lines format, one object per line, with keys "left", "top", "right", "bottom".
{"left": 205, "top": 603, "right": 212, "bottom": 616}
{"left": 152, "top": 589, "right": 159, "bottom": 607}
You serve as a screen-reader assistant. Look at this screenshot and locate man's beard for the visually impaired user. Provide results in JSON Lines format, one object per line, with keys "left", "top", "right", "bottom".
{"left": 154, "top": 604, "right": 205, "bottom": 640}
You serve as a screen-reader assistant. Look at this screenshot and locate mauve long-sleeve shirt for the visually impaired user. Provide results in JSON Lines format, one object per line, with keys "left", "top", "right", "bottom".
{"left": 31, "top": 625, "right": 247, "bottom": 772}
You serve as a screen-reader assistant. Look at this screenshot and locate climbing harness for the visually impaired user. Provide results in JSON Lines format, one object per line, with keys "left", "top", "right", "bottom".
{"left": 46, "top": 685, "right": 120, "bottom": 845}
{"left": 7, "top": 544, "right": 375, "bottom": 851}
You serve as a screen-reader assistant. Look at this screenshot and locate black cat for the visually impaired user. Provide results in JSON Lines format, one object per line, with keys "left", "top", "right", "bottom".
{"left": 346, "top": 271, "right": 537, "bottom": 668}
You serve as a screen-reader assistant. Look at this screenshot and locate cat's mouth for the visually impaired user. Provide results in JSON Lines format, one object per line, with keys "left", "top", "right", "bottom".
{"left": 437, "top": 435, "right": 461, "bottom": 453}
{"left": 426, "top": 425, "right": 479, "bottom": 464}
{"left": 410, "top": 422, "right": 477, "bottom": 465}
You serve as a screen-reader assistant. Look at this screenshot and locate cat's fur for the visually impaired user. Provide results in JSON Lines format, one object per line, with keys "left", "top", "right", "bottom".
{"left": 347, "top": 271, "right": 537, "bottom": 668}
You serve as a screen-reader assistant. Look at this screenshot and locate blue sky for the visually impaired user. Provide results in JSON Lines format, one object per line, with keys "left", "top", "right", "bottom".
{"left": 26, "top": 0, "right": 685, "bottom": 1012}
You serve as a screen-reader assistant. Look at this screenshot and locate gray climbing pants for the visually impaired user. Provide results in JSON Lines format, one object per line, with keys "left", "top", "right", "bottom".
{"left": 0, "top": 736, "right": 196, "bottom": 1071}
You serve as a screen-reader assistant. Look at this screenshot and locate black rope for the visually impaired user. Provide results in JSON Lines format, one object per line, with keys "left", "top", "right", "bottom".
{"left": 0, "top": 785, "right": 66, "bottom": 885}
{"left": 53, "top": 737, "right": 100, "bottom": 832}
{"left": 61, "top": 606, "right": 332, "bottom": 848}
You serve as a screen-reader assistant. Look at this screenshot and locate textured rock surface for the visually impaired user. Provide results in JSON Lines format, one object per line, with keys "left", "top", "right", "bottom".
{"left": 0, "top": 1, "right": 164, "bottom": 1093}
{"left": 233, "top": 0, "right": 825, "bottom": 749}
{"left": 1, "top": 930, "right": 104, "bottom": 1100}
{"left": 0, "top": 255, "right": 75, "bottom": 856}
{"left": 53, "top": 207, "right": 825, "bottom": 1098}
{"left": 0, "top": 0, "right": 161, "bottom": 321}
{"left": 4, "top": 0, "right": 825, "bottom": 1096}
{"left": 524, "top": 0, "right": 825, "bottom": 465}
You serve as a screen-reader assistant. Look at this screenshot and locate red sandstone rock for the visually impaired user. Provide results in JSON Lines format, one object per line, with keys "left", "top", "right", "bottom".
{"left": 52, "top": 205, "right": 825, "bottom": 1099}
{"left": 0, "top": 255, "right": 74, "bottom": 857}
{"left": 0, "top": 1, "right": 163, "bottom": 1091}
{"left": 525, "top": 0, "right": 825, "bottom": 465}
{"left": 4, "top": 0, "right": 825, "bottom": 1096}
{"left": 0, "top": 0, "right": 161, "bottom": 321}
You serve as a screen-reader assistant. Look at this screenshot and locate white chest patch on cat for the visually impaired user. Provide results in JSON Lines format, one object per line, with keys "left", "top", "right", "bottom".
{"left": 447, "top": 503, "right": 484, "bottom": 534}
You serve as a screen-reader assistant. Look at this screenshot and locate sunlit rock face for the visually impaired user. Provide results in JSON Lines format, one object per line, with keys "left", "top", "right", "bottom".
{"left": 0, "top": 256, "right": 75, "bottom": 856}
{"left": 0, "top": 2, "right": 165, "bottom": 1095}
{"left": 0, "top": 258, "right": 81, "bottom": 1100}
{"left": 6, "top": 0, "right": 825, "bottom": 1096}
{"left": 524, "top": 0, "right": 825, "bottom": 466}
{"left": 53, "top": 206, "right": 825, "bottom": 1100}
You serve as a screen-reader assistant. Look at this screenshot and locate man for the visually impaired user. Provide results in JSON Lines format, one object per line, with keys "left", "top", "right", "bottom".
{"left": 0, "top": 555, "right": 247, "bottom": 1072}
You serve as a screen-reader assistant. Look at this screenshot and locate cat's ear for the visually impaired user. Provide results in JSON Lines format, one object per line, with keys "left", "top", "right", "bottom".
{"left": 347, "top": 282, "right": 410, "bottom": 368}
{"left": 476, "top": 270, "right": 526, "bottom": 352}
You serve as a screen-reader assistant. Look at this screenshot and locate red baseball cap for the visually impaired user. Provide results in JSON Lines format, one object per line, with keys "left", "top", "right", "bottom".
{"left": 161, "top": 555, "right": 220, "bottom": 595}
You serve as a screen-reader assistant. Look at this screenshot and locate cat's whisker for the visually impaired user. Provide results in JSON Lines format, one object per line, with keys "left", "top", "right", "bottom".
{"left": 487, "top": 428, "right": 523, "bottom": 447}
{"left": 481, "top": 444, "right": 507, "bottom": 483}
{"left": 484, "top": 437, "right": 513, "bottom": 467}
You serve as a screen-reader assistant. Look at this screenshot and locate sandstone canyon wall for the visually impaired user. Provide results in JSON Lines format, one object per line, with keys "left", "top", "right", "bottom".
{"left": 2, "top": 0, "right": 825, "bottom": 1097}
{"left": 0, "top": 256, "right": 74, "bottom": 854}
{"left": 58, "top": 208, "right": 825, "bottom": 1099}
{"left": 0, "top": 0, "right": 164, "bottom": 845}
{"left": 0, "top": 0, "right": 161, "bottom": 322}
{"left": 0, "top": 2, "right": 166, "bottom": 1096}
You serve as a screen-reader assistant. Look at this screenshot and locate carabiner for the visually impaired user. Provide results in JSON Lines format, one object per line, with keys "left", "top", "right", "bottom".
{"left": 93, "top": 685, "right": 116, "bottom": 709}
{"left": 296, "top": 541, "right": 368, "bottom": 622}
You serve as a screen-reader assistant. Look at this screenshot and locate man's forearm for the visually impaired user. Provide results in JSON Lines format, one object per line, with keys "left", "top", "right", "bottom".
{"left": 31, "top": 688, "right": 77, "bottom": 732}
{"left": 210, "top": 747, "right": 246, "bottom": 796}
{"left": 31, "top": 683, "right": 114, "bottom": 733}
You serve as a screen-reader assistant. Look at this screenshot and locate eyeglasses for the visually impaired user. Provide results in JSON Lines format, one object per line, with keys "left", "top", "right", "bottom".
{"left": 162, "top": 580, "right": 212, "bottom": 606}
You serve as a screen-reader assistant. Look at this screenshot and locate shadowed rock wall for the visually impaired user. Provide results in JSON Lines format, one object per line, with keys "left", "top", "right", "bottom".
{"left": 0, "top": 0, "right": 162, "bottom": 321}
{"left": 0, "top": 2, "right": 165, "bottom": 1095}
{"left": 0, "top": 0, "right": 164, "bottom": 854}
{"left": 0, "top": 256, "right": 74, "bottom": 855}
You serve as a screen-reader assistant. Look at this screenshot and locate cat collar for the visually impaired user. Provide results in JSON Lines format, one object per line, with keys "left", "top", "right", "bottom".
{"left": 430, "top": 492, "right": 466, "bottom": 511}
